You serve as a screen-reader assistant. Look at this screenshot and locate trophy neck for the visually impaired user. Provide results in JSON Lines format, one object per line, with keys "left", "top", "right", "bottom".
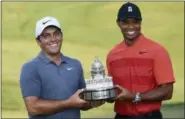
{"left": 91, "top": 57, "right": 105, "bottom": 79}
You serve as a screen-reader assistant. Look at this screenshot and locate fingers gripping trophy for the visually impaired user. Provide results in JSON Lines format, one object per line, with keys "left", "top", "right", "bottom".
{"left": 80, "top": 57, "right": 118, "bottom": 101}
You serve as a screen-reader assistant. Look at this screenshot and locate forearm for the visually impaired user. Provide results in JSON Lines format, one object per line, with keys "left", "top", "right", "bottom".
{"left": 28, "top": 99, "right": 71, "bottom": 115}
{"left": 140, "top": 85, "right": 172, "bottom": 101}
{"left": 119, "top": 84, "right": 173, "bottom": 102}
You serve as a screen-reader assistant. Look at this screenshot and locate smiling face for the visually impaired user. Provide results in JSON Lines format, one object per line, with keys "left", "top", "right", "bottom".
{"left": 117, "top": 18, "right": 141, "bottom": 42}
{"left": 37, "top": 26, "right": 63, "bottom": 56}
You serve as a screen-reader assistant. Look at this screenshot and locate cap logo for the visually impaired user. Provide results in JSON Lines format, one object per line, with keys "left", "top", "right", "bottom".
{"left": 128, "top": 6, "right": 132, "bottom": 12}
{"left": 42, "top": 19, "right": 51, "bottom": 25}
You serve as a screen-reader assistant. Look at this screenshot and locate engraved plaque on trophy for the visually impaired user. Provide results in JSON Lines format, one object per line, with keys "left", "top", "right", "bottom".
{"left": 80, "top": 57, "right": 118, "bottom": 101}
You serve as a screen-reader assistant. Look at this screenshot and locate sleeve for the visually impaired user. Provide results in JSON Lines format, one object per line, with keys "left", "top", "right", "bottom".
{"left": 78, "top": 62, "right": 86, "bottom": 89}
{"left": 106, "top": 55, "right": 117, "bottom": 86}
{"left": 153, "top": 47, "right": 175, "bottom": 85}
{"left": 20, "top": 63, "right": 41, "bottom": 98}
{"left": 106, "top": 55, "right": 112, "bottom": 76}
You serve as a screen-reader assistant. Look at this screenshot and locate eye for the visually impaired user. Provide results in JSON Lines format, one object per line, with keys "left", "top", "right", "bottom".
{"left": 54, "top": 31, "right": 60, "bottom": 35}
{"left": 132, "top": 20, "right": 140, "bottom": 24}
{"left": 41, "top": 33, "right": 50, "bottom": 38}
{"left": 54, "top": 31, "right": 62, "bottom": 37}
{"left": 122, "top": 20, "right": 129, "bottom": 24}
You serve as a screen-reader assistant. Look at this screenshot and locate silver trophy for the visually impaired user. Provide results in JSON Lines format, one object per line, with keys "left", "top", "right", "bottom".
{"left": 80, "top": 57, "right": 118, "bottom": 101}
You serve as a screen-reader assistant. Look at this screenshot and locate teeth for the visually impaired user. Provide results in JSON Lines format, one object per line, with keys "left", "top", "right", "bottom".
{"left": 50, "top": 44, "right": 57, "bottom": 47}
{"left": 128, "top": 31, "right": 135, "bottom": 35}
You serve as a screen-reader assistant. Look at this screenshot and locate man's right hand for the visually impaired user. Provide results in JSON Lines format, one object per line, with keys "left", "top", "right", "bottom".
{"left": 67, "top": 89, "right": 88, "bottom": 108}
{"left": 106, "top": 99, "right": 115, "bottom": 103}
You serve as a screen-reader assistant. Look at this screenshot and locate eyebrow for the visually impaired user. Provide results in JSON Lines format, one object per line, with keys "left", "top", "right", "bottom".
{"left": 43, "top": 29, "right": 60, "bottom": 34}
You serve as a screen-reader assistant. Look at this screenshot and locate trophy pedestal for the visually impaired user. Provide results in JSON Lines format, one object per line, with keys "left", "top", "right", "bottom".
{"left": 80, "top": 86, "right": 117, "bottom": 101}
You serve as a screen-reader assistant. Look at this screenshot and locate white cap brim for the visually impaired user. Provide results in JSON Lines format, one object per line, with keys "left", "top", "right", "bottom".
{"left": 35, "top": 16, "right": 61, "bottom": 38}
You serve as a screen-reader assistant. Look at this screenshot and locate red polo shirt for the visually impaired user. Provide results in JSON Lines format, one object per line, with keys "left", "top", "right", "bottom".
{"left": 106, "top": 34, "right": 175, "bottom": 116}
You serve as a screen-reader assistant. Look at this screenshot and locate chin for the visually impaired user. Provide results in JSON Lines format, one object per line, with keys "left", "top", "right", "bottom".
{"left": 125, "top": 34, "right": 140, "bottom": 40}
{"left": 48, "top": 51, "right": 60, "bottom": 56}
{"left": 127, "top": 36, "right": 135, "bottom": 40}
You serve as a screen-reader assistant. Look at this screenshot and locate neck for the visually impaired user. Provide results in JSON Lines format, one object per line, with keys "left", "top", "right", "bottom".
{"left": 43, "top": 51, "right": 61, "bottom": 65}
{"left": 125, "top": 39, "right": 134, "bottom": 46}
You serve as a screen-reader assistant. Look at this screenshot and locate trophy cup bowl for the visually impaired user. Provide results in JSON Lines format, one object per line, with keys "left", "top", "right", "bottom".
{"left": 80, "top": 57, "right": 118, "bottom": 101}
{"left": 80, "top": 86, "right": 117, "bottom": 101}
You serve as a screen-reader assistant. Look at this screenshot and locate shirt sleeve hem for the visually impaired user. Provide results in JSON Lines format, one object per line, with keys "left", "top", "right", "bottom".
{"left": 157, "top": 80, "right": 175, "bottom": 85}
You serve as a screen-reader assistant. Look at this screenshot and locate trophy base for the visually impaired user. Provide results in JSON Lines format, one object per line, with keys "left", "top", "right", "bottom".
{"left": 80, "top": 86, "right": 117, "bottom": 101}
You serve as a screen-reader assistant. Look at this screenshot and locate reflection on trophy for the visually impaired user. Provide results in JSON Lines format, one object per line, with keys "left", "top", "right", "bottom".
{"left": 80, "top": 57, "right": 118, "bottom": 101}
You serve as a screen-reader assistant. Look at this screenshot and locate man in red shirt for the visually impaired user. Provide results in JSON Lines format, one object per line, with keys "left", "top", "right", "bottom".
{"left": 106, "top": 2, "right": 175, "bottom": 119}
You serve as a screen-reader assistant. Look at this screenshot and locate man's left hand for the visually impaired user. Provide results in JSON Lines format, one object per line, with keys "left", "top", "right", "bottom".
{"left": 115, "top": 85, "right": 134, "bottom": 101}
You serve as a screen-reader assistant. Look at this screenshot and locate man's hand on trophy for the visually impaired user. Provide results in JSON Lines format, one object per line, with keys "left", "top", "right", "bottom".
{"left": 115, "top": 85, "right": 134, "bottom": 101}
{"left": 67, "top": 89, "right": 88, "bottom": 108}
{"left": 89, "top": 100, "right": 105, "bottom": 108}
{"left": 80, "top": 100, "right": 105, "bottom": 110}
{"left": 83, "top": 100, "right": 105, "bottom": 109}
{"left": 106, "top": 99, "right": 115, "bottom": 103}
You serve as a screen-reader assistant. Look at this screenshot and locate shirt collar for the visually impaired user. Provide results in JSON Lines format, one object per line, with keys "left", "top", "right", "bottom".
{"left": 37, "top": 51, "right": 68, "bottom": 64}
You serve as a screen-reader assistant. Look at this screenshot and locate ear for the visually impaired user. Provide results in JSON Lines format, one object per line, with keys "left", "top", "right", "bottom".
{"left": 116, "top": 20, "right": 121, "bottom": 28}
{"left": 139, "top": 21, "right": 142, "bottom": 25}
{"left": 36, "top": 38, "right": 41, "bottom": 46}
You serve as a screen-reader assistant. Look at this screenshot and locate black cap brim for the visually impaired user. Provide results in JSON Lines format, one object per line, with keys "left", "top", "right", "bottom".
{"left": 118, "top": 16, "right": 142, "bottom": 21}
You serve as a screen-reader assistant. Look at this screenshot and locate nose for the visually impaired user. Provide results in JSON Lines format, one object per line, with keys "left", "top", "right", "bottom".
{"left": 50, "top": 35, "right": 56, "bottom": 41}
{"left": 128, "top": 23, "right": 134, "bottom": 29}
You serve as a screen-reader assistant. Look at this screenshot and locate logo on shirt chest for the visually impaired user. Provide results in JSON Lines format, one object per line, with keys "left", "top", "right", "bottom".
{"left": 138, "top": 49, "right": 147, "bottom": 55}
{"left": 139, "top": 51, "right": 147, "bottom": 54}
{"left": 67, "top": 67, "right": 74, "bottom": 71}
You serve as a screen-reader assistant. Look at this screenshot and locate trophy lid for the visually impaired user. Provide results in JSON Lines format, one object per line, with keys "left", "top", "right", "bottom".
{"left": 91, "top": 56, "right": 104, "bottom": 72}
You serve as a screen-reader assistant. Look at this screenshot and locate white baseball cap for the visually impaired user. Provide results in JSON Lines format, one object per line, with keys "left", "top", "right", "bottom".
{"left": 35, "top": 16, "right": 61, "bottom": 38}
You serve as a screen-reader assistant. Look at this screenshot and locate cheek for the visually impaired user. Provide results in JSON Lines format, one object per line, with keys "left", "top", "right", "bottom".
{"left": 135, "top": 25, "right": 141, "bottom": 31}
{"left": 119, "top": 25, "right": 127, "bottom": 30}
{"left": 121, "top": 28, "right": 128, "bottom": 34}
{"left": 59, "top": 37, "right": 63, "bottom": 41}
{"left": 119, "top": 25, "right": 128, "bottom": 32}
{"left": 58, "top": 38, "right": 63, "bottom": 44}
{"left": 134, "top": 24, "right": 141, "bottom": 30}
{"left": 53, "top": 37, "right": 62, "bottom": 43}
{"left": 119, "top": 27, "right": 126, "bottom": 33}
{"left": 39, "top": 41, "right": 49, "bottom": 49}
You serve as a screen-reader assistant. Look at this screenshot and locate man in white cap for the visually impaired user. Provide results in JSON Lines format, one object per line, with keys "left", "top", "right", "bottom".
{"left": 20, "top": 16, "right": 104, "bottom": 118}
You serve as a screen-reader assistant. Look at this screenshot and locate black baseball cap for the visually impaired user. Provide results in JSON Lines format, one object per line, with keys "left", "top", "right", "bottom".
{"left": 117, "top": 2, "right": 142, "bottom": 21}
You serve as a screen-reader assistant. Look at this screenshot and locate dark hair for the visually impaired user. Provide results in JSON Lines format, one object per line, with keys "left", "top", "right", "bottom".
{"left": 36, "top": 36, "right": 40, "bottom": 41}
{"left": 45, "top": 25, "right": 61, "bottom": 32}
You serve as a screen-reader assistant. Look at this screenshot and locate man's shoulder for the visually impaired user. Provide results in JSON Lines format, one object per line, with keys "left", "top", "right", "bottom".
{"left": 106, "top": 41, "right": 124, "bottom": 60}
{"left": 21, "top": 57, "right": 40, "bottom": 71}
{"left": 146, "top": 37, "right": 168, "bottom": 52}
